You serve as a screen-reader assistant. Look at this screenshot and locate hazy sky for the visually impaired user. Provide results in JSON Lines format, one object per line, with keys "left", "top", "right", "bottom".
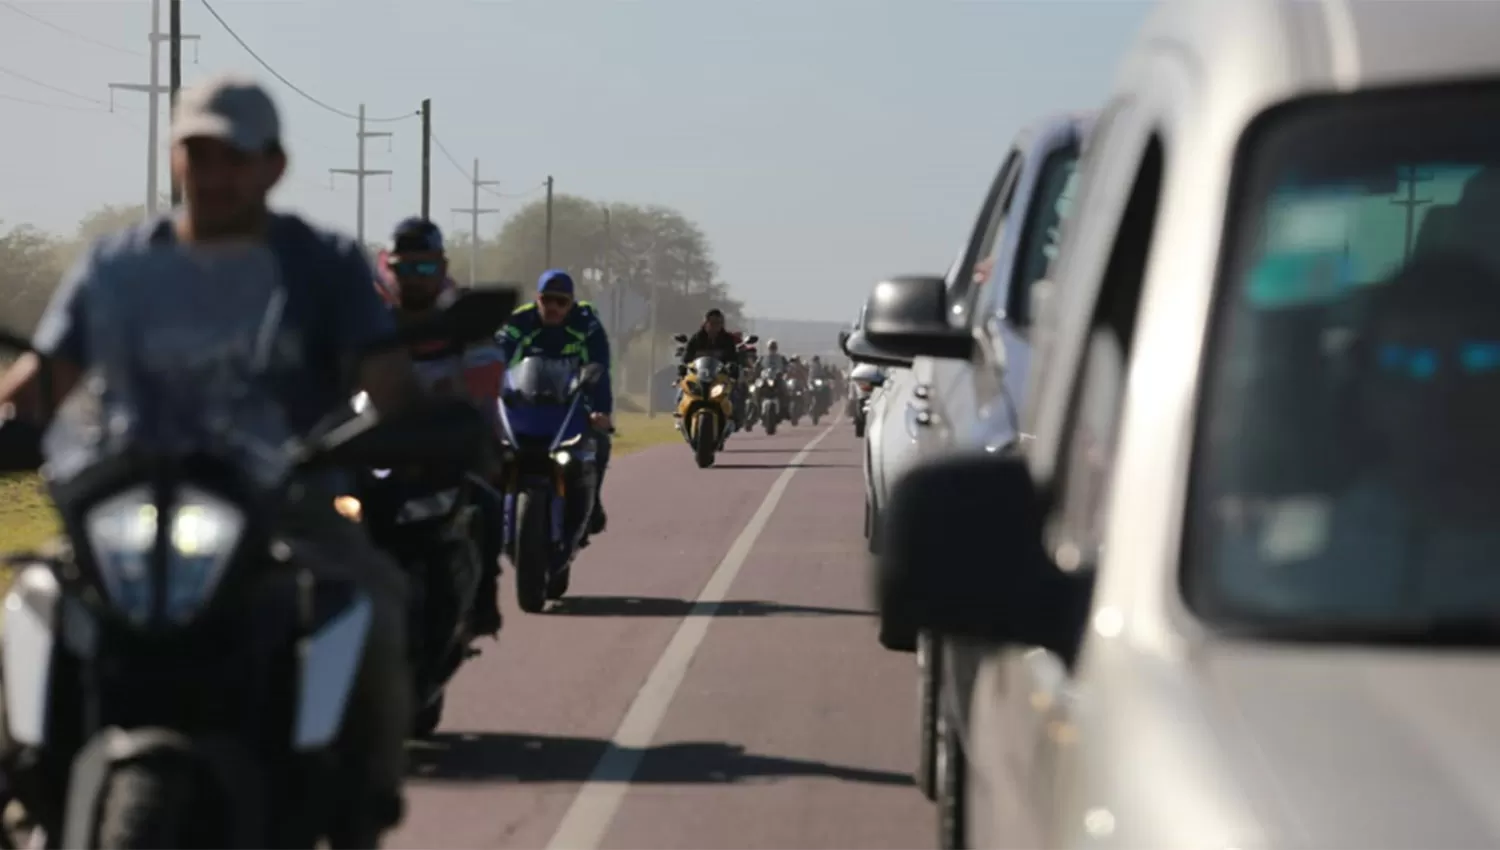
{"left": 0, "top": 0, "right": 1149, "bottom": 320}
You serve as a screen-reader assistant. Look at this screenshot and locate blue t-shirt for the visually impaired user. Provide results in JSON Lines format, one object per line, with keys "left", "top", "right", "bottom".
{"left": 32, "top": 213, "right": 395, "bottom": 439}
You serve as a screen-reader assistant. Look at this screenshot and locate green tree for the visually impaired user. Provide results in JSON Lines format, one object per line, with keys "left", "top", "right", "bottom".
{"left": 0, "top": 222, "right": 66, "bottom": 335}
{"left": 471, "top": 197, "right": 743, "bottom": 339}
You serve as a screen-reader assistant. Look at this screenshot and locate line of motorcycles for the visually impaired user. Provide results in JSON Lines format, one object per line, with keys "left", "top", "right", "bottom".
{"left": 0, "top": 289, "right": 617, "bottom": 847}
{"left": 670, "top": 333, "right": 835, "bottom": 468}
{"left": 339, "top": 351, "right": 607, "bottom": 737}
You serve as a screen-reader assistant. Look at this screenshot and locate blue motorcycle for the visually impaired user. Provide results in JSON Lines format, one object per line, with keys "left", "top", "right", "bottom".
{"left": 495, "top": 355, "right": 604, "bottom": 612}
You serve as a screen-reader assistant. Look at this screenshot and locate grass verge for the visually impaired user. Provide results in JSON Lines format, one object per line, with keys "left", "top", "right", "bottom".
{"left": 0, "top": 475, "right": 58, "bottom": 555}
{"left": 611, "top": 411, "right": 681, "bottom": 456}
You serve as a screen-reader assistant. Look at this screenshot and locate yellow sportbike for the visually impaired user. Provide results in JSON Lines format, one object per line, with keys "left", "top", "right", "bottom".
{"left": 676, "top": 355, "right": 735, "bottom": 468}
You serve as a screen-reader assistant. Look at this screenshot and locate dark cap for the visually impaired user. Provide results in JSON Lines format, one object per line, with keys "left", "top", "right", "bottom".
{"left": 170, "top": 72, "right": 281, "bottom": 153}
{"left": 705, "top": 308, "right": 724, "bottom": 320}
{"left": 538, "top": 269, "right": 575, "bottom": 297}
{"left": 388, "top": 217, "right": 444, "bottom": 256}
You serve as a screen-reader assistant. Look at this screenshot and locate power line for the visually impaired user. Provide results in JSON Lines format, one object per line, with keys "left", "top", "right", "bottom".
{"left": 0, "top": 1, "right": 146, "bottom": 58}
{"left": 196, "top": 0, "right": 415, "bottom": 124}
{"left": 0, "top": 91, "right": 117, "bottom": 112}
{"left": 431, "top": 132, "right": 546, "bottom": 198}
{"left": 431, "top": 132, "right": 475, "bottom": 181}
{"left": 0, "top": 64, "right": 124, "bottom": 109}
{"left": 484, "top": 181, "right": 548, "bottom": 200}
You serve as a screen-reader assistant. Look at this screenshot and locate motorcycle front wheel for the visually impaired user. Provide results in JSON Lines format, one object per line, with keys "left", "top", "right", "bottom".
{"left": 513, "top": 491, "right": 551, "bottom": 613}
{"left": 694, "top": 411, "right": 718, "bottom": 468}
{"left": 95, "top": 759, "right": 206, "bottom": 849}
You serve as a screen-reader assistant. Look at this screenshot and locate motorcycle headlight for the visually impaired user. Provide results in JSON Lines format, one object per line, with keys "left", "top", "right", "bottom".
{"left": 710, "top": 384, "right": 726, "bottom": 398}
{"left": 350, "top": 392, "right": 370, "bottom": 414}
{"left": 85, "top": 486, "right": 245, "bottom": 626}
{"left": 333, "top": 495, "right": 363, "bottom": 522}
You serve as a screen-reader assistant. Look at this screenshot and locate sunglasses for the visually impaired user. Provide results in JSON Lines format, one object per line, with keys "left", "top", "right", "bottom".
{"left": 540, "top": 294, "right": 573, "bottom": 308}
{"left": 390, "top": 260, "right": 441, "bottom": 277}
{"left": 1376, "top": 341, "right": 1500, "bottom": 381}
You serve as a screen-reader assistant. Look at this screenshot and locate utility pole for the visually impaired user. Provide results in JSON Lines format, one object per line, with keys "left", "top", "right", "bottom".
{"left": 452, "top": 158, "right": 499, "bottom": 286}
{"left": 109, "top": 0, "right": 198, "bottom": 214}
{"left": 330, "top": 104, "right": 392, "bottom": 246}
{"left": 1392, "top": 166, "right": 1434, "bottom": 261}
{"left": 168, "top": 0, "right": 181, "bottom": 205}
{"left": 420, "top": 99, "right": 432, "bottom": 219}
{"left": 544, "top": 175, "right": 555, "bottom": 266}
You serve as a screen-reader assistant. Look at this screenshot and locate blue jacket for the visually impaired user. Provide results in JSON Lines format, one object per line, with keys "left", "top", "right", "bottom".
{"left": 495, "top": 300, "right": 613, "bottom": 415}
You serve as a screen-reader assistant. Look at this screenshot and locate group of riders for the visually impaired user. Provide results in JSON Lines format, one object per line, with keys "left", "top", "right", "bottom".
{"left": 0, "top": 75, "right": 851, "bottom": 846}
{"left": 677, "top": 308, "right": 845, "bottom": 432}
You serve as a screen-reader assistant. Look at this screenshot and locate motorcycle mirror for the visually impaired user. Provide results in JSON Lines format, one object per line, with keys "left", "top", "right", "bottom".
{"left": 580, "top": 362, "right": 606, "bottom": 386}
{"left": 672, "top": 333, "right": 689, "bottom": 344}
{"left": 744, "top": 334, "right": 759, "bottom": 345}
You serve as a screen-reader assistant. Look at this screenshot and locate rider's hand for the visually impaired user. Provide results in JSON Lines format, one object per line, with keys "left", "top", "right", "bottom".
{"left": 590, "top": 412, "right": 612, "bottom": 431}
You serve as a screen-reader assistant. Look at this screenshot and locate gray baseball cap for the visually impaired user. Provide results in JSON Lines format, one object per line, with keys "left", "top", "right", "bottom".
{"left": 170, "top": 72, "right": 281, "bottom": 154}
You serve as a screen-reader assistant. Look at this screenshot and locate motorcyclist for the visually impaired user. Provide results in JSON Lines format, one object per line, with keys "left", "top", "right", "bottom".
{"left": 809, "top": 355, "right": 833, "bottom": 412}
{"left": 375, "top": 216, "right": 505, "bottom": 638}
{"left": 678, "top": 309, "right": 744, "bottom": 424}
{"left": 0, "top": 74, "right": 417, "bottom": 839}
{"left": 760, "top": 339, "right": 789, "bottom": 376}
{"left": 495, "top": 269, "right": 613, "bottom": 538}
{"left": 758, "top": 340, "right": 791, "bottom": 410}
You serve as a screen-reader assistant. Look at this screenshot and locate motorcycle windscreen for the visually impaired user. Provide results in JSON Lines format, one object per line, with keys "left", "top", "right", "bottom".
{"left": 691, "top": 356, "right": 722, "bottom": 382}
{"left": 501, "top": 356, "right": 586, "bottom": 441}
{"left": 42, "top": 242, "right": 300, "bottom": 488}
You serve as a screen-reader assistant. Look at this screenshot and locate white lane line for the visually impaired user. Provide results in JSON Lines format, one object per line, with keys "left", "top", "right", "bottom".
{"left": 544, "top": 419, "right": 843, "bottom": 850}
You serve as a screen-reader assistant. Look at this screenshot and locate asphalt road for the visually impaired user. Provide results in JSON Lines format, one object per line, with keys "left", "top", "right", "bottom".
{"left": 389, "top": 414, "right": 933, "bottom": 849}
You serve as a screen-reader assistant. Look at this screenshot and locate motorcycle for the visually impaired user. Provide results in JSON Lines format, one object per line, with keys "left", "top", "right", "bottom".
{"left": 674, "top": 352, "right": 736, "bottom": 468}
{"left": 341, "top": 390, "right": 484, "bottom": 739}
{"left": 809, "top": 376, "right": 832, "bottom": 425}
{"left": 494, "top": 356, "right": 605, "bottom": 613}
{"left": 785, "top": 376, "right": 807, "bottom": 426}
{"left": 0, "top": 287, "right": 512, "bottom": 849}
{"left": 752, "top": 370, "right": 784, "bottom": 436}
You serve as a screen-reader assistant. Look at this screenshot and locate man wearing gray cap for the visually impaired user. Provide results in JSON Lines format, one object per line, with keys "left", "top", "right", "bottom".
{"left": 0, "top": 73, "right": 421, "bottom": 841}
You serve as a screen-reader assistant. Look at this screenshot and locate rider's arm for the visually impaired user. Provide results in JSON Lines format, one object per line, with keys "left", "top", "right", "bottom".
{"left": 494, "top": 307, "right": 532, "bottom": 365}
{"left": 0, "top": 243, "right": 95, "bottom": 422}
{"left": 582, "top": 313, "right": 613, "bottom": 415}
{"left": 331, "top": 237, "right": 421, "bottom": 414}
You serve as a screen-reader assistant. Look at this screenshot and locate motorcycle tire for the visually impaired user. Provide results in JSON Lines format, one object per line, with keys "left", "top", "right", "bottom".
{"left": 513, "top": 492, "right": 550, "bottom": 613}
{"left": 765, "top": 415, "right": 778, "bottom": 436}
{"left": 413, "top": 692, "right": 445, "bottom": 738}
{"left": 95, "top": 759, "right": 199, "bottom": 849}
{"left": 547, "top": 565, "right": 571, "bottom": 600}
{"left": 854, "top": 419, "right": 865, "bottom": 439}
{"left": 694, "top": 412, "right": 717, "bottom": 468}
{"left": 812, "top": 411, "right": 821, "bottom": 426}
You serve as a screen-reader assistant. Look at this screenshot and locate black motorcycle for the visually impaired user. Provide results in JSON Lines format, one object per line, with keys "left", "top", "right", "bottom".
{"left": 785, "top": 377, "right": 807, "bottom": 426}
{"left": 0, "top": 289, "right": 512, "bottom": 849}
{"left": 342, "top": 391, "right": 486, "bottom": 739}
{"left": 809, "top": 377, "right": 832, "bottom": 425}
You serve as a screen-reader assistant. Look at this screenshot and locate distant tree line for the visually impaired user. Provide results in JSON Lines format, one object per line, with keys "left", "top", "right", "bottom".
{"left": 0, "top": 194, "right": 743, "bottom": 358}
